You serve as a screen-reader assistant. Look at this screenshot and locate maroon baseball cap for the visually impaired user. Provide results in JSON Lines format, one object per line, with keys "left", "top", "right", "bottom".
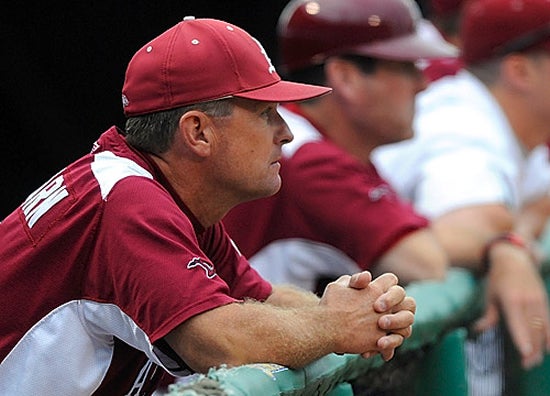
{"left": 430, "top": 0, "right": 466, "bottom": 17}
{"left": 122, "top": 17, "right": 331, "bottom": 117}
{"left": 461, "top": 0, "right": 550, "bottom": 65}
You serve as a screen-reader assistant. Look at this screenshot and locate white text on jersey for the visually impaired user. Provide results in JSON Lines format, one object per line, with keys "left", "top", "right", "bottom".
{"left": 22, "top": 173, "right": 69, "bottom": 228}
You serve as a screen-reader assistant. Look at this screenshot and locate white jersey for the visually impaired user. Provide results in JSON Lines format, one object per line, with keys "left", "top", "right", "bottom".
{"left": 373, "top": 69, "right": 550, "bottom": 218}
{"left": 224, "top": 105, "right": 429, "bottom": 292}
{"left": 373, "top": 67, "right": 550, "bottom": 396}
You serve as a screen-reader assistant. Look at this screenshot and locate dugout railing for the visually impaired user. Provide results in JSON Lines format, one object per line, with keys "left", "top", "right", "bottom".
{"left": 165, "top": 231, "right": 550, "bottom": 396}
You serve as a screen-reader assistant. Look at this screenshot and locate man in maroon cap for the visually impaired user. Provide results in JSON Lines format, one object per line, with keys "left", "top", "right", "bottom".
{"left": 375, "top": 0, "right": 550, "bottom": 393}
{"left": 0, "top": 17, "right": 416, "bottom": 395}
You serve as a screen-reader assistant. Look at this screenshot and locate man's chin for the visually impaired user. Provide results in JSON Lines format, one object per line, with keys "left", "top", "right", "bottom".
{"left": 247, "top": 180, "right": 282, "bottom": 202}
{"left": 385, "top": 129, "right": 415, "bottom": 145}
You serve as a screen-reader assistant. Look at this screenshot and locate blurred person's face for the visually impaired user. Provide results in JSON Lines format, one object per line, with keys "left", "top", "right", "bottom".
{"left": 525, "top": 51, "right": 550, "bottom": 139}
{"left": 335, "top": 57, "right": 427, "bottom": 147}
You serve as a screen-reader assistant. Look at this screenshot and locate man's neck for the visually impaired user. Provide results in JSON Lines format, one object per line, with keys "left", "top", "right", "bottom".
{"left": 149, "top": 153, "right": 230, "bottom": 229}
{"left": 492, "top": 87, "right": 548, "bottom": 152}
{"left": 297, "top": 100, "right": 375, "bottom": 164}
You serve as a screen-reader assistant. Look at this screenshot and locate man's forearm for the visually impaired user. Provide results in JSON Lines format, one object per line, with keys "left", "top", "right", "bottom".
{"left": 165, "top": 300, "right": 340, "bottom": 372}
{"left": 165, "top": 273, "right": 414, "bottom": 373}
{"left": 265, "top": 284, "right": 321, "bottom": 308}
{"left": 431, "top": 204, "right": 514, "bottom": 269}
{"left": 517, "top": 195, "right": 550, "bottom": 240}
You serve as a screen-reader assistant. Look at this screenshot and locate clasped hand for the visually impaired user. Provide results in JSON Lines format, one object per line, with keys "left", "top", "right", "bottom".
{"left": 320, "top": 271, "right": 416, "bottom": 361}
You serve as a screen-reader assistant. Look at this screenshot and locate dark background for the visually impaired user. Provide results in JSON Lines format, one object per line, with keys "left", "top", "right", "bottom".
{"left": 0, "top": 1, "right": 428, "bottom": 218}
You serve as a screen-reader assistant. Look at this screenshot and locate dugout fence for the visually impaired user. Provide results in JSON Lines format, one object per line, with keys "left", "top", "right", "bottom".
{"left": 165, "top": 231, "right": 550, "bottom": 396}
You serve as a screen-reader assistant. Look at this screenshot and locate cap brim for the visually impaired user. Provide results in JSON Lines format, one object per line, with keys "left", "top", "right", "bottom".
{"left": 234, "top": 80, "right": 331, "bottom": 103}
{"left": 542, "top": 40, "right": 550, "bottom": 51}
{"left": 533, "top": 38, "right": 550, "bottom": 53}
{"left": 351, "top": 27, "right": 458, "bottom": 61}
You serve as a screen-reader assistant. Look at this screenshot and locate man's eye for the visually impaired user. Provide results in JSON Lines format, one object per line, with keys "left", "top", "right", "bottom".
{"left": 260, "top": 104, "right": 279, "bottom": 122}
{"left": 261, "top": 107, "right": 273, "bottom": 118}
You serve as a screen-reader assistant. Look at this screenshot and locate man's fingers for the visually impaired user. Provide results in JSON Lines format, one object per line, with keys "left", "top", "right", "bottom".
{"left": 522, "top": 314, "right": 547, "bottom": 368}
{"left": 360, "top": 351, "right": 377, "bottom": 359}
{"left": 374, "top": 284, "right": 406, "bottom": 313}
{"left": 380, "top": 348, "right": 395, "bottom": 362}
{"left": 379, "top": 310, "right": 414, "bottom": 336}
{"left": 391, "top": 296, "right": 416, "bottom": 315}
{"left": 502, "top": 306, "right": 549, "bottom": 369}
{"left": 348, "top": 271, "right": 373, "bottom": 290}
{"left": 383, "top": 325, "right": 413, "bottom": 339}
{"left": 370, "top": 273, "right": 399, "bottom": 292}
{"left": 473, "top": 302, "right": 500, "bottom": 333}
{"left": 332, "top": 275, "right": 352, "bottom": 287}
{"left": 377, "top": 333, "right": 404, "bottom": 361}
{"left": 471, "top": 303, "right": 545, "bottom": 368}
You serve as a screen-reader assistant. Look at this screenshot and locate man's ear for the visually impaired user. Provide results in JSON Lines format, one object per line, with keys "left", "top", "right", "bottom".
{"left": 501, "top": 53, "right": 534, "bottom": 93}
{"left": 177, "top": 110, "right": 214, "bottom": 157}
{"left": 325, "top": 58, "right": 361, "bottom": 99}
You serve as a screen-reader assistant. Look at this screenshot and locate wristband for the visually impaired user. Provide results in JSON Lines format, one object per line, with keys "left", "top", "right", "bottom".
{"left": 481, "top": 232, "right": 529, "bottom": 273}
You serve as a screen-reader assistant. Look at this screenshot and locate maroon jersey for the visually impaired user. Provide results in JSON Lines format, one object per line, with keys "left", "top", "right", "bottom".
{"left": 0, "top": 127, "right": 271, "bottom": 395}
{"left": 224, "top": 105, "right": 428, "bottom": 291}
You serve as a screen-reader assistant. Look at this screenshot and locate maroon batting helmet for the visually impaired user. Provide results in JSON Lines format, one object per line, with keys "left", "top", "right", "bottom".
{"left": 278, "top": 0, "right": 457, "bottom": 73}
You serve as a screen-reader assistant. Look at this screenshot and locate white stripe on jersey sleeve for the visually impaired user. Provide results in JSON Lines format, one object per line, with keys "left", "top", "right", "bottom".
{"left": 91, "top": 151, "right": 153, "bottom": 200}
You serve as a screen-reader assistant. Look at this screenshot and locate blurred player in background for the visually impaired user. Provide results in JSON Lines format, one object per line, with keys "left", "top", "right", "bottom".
{"left": 374, "top": 0, "right": 550, "bottom": 393}
{"left": 224, "top": 0, "right": 456, "bottom": 293}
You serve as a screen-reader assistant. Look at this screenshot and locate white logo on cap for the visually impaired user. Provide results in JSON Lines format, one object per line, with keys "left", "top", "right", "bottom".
{"left": 251, "top": 37, "right": 276, "bottom": 74}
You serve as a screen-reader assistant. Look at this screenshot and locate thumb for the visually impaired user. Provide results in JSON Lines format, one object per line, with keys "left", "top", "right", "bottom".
{"left": 333, "top": 275, "right": 352, "bottom": 287}
{"left": 473, "top": 302, "right": 500, "bottom": 333}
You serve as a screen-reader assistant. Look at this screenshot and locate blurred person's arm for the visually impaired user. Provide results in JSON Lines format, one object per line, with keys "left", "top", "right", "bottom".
{"left": 373, "top": 228, "right": 448, "bottom": 284}
{"left": 430, "top": 203, "right": 550, "bottom": 369}
{"left": 516, "top": 195, "right": 550, "bottom": 242}
{"left": 430, "top": 203, "right": 514, "bottom": 270}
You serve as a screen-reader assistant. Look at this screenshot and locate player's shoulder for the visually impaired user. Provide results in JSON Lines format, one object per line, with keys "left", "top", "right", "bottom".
{"left": 417, "top": 71, "right": 491, "bottom": 116}
{"left": 91, "top": 151, "right": 178, "bottom": 220}
{"left": 415, "top": 72, "right": 505, "bottom": 143}
{"left": 91, "top": 151, "right": 154, "bottom": 199}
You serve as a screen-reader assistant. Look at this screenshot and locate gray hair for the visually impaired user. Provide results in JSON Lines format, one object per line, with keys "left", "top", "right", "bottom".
{"left": 125, "top": 98, "right": 234, "bottom": 155}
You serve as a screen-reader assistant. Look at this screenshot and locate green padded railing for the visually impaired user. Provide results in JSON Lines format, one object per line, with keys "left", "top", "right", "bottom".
{"left": 166, "top": 227, "right": 550, "bottom": 396}
{"left": 165, "top": 268, "right": 483, "bottom": 396}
